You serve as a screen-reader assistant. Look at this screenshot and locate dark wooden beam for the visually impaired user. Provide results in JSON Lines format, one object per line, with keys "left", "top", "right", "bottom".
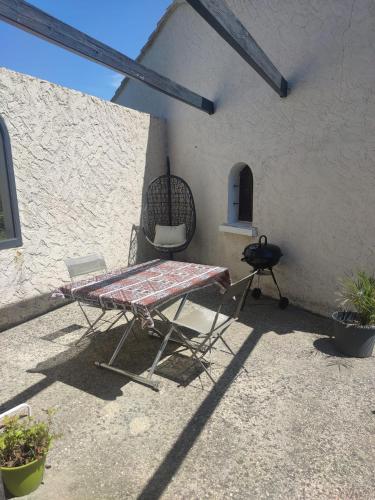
{"left": 185, "top": 0, "right": 288, "bottom": 97}
{"left": 0, "top": 0, "right": 214, "bottom": 114}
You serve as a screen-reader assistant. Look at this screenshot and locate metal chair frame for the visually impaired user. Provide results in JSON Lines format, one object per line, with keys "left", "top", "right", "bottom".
{"left": 153, "top": 272, "right": 257, "bottom": 384}
{"left": 64, "top": 254, "right": 129, "bottom": 345}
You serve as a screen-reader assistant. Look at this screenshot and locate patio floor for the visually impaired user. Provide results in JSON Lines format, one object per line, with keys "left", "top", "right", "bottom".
{"left": 1, "top": 289, "right": 375, "bottom": 499}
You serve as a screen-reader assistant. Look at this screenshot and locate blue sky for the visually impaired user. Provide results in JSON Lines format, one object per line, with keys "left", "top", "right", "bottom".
{"left": 0, "top": 0, "right": 172, "bottom": 100}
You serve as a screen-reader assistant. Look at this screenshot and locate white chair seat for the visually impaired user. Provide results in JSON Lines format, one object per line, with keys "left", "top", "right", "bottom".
{"left": 155, "top": 273, "right": 255, "bottom": 384}
{"left": 155, "top": 240, "right": 187, "bottom": 249}
{"left": 159, "top": 299, "right": 231, "bottom": 334}
{"left": 172, "top": 306, "right": 230, "bottom": 335}
{"left": 158, "top": 299, "right": 181, "bottom": 319}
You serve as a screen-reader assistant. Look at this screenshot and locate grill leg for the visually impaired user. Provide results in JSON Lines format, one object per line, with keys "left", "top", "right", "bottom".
{"left": 241, "top": 272, "right": 256, "bottom": 311}
{"left": 269, "top": 268, "right": 282, "bottom": 299}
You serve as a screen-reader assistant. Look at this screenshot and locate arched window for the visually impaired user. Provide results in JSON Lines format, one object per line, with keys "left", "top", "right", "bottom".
{"left": 227, "top": 163, "right": 253, "bottom": 224}
{"left": 0, "top": 116, "right": 22, "bottom": 249}
{"left": 238, "top": 165, "right": 253, "bottom": 222}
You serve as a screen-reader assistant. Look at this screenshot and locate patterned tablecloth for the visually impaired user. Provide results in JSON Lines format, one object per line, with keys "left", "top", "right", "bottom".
{"left": 53, "top": 259, "right": 231, "bottom": 328}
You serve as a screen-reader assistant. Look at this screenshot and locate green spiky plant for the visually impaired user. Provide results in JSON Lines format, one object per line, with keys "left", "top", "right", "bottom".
{"left": 338, "top": 271, "right": 375, "bottom": 326}
{"left": 0, "top": 409, "right": 60, "bottom": 468}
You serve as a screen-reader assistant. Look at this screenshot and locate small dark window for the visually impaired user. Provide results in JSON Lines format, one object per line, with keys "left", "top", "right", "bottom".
{"left": 238, "top": 165, "right": 253, "bottom": 222}
{"left": 0, "top": 116, "right": 22, "bottom": 249}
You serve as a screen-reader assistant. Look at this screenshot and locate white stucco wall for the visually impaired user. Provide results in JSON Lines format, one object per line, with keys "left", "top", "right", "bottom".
{"left": 0, "top": 68, "right": 166, "bottom": 330}
{"left": 114, "top": 0, "right": 375, "bottom": 316}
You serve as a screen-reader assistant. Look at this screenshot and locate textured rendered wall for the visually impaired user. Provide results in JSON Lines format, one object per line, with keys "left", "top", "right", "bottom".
{"left": 0, "top": 68, "right": 166, "bottom": 330}
{"left": 115, "top": 0, "right": 375, "bottom": 316}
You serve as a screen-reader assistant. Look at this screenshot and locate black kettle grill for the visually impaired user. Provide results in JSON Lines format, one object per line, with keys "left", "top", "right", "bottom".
{"left": 241, "top": 235, "right": 289, "bottom": 309}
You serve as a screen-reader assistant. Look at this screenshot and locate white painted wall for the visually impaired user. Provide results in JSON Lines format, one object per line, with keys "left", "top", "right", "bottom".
{"left": 114, "top": 0, "right": 375, "bottom": 316}
{"left": 0, "top": 68, "right": 166, "bottom": 330}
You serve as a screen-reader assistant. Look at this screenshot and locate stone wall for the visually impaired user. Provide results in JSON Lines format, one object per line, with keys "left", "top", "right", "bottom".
{"left": 114, "top": 0, "right": 375, "bottom": 316}
{"left": 0, "top": 68, "right": 166, "bottom": 331}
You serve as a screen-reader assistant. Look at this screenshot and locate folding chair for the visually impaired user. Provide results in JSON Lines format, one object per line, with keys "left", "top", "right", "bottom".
{"left": 65, "top": 254, "right": 128, "bottom": 344}
{"left": 154, "top": 272, "right": 256, "bottom": 384}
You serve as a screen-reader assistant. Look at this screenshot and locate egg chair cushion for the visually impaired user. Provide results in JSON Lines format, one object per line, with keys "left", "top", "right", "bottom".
{"left": 153, "top": 223, "right": 186, "bottom": 247}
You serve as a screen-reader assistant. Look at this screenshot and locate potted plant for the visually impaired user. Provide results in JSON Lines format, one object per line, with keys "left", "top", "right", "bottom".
{"left": 0, "top": 409, "right": 59, "bottom": 497}
{"left": 333, "top": 271, "right": 375, "bottom": 357}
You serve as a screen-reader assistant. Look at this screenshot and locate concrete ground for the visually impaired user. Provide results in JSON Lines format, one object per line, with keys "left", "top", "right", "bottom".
{"left": 1, "top": 289, "right": 375, "bottom": 500}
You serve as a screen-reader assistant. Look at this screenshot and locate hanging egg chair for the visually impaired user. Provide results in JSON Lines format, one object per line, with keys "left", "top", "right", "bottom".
{"left": 142, "top": 159, "right": 196, "bottom": 255}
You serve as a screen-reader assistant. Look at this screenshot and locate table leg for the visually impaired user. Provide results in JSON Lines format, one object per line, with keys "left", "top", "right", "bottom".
{"left": 147, "top": 324, "right": 175, "bottom": 380}
{"left": 108, "top": 317, "right": 136, "bottom": 366}
{"left": 94, "top": 317, "right": 160, "bottom": 391}
{"left": 94, "top": 363, "right": 160, "bottom": 391}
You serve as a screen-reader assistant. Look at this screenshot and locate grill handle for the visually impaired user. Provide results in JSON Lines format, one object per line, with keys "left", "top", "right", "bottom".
{"left": 259, "top": 235, "right": 268, "bottom": 247}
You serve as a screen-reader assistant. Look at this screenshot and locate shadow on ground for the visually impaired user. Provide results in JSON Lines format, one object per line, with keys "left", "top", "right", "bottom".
{"left": 1, "top": 288, "right": 342, "bottom": 499}
{"left": 0, "top": 319, "right": 187, "bottom": 414}
{"left": 136, "top": 288, "right": 333, "bottom": 499}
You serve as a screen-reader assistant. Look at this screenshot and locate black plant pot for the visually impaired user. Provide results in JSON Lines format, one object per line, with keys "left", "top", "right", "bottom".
{"left": 332, "top": 311, "right": 375, "bottom": 358}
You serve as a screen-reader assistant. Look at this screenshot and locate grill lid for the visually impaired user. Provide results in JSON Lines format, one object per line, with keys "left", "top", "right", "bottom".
{"left": 242, "top": 235, "right": 282, "bottom": 269}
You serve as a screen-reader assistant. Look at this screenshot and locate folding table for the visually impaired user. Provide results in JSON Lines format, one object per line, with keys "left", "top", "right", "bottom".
{"left": 54, "top": 259, "right": 231, "bottom": 390}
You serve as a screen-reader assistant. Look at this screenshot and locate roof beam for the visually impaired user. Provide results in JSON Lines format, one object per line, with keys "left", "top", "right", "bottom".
{"left": 0, "top": 0, "right": 214, "bottom": 114}
{"left": 185, "top": 0, "right": 288, "bottom": 97}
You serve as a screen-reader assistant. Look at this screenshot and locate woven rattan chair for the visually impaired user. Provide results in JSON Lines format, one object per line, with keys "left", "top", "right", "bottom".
{"left": 143, "top": 172, "right": 196, "bottom": 254}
